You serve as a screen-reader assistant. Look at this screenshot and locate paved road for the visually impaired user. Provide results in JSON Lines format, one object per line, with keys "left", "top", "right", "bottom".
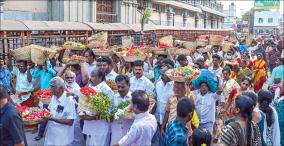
{"left": 26, "top": 131, "right": 44, "bottom": 146}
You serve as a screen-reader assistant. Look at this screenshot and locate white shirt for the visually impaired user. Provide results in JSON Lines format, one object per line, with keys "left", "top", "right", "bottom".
{"left": 106, "top": 70, "right": 118, "bottom": 82}
{"left": 12, "top": 67, "right": 33, "bottom": 93}
{"left": 130, "top": 76, "right": 155, "bottom": 94}
{"left": 208, "top": 66, "right": 223, "bottom": 78}
{"left": 84, "top": 61, "right": 96, "bottom": 77}
{"left": 83, "top": 81, "right": 114, "bottom": 136}
{"left": 155, "top": 80, "right": 174, "bottom": 124}
{"left": 193, "top": 90, "right": 224, "bottom": 124}
{"left": 65, "top": 82, "right": 81, "bottom": 97}
{"left": 44, "top": 92, "right": 76, "bottom": 145}
{"left": 118, "top": 112, "right": 157, "bottom": 146}
{"left": 110, "top": 91, "right": 133, "bottom": 145}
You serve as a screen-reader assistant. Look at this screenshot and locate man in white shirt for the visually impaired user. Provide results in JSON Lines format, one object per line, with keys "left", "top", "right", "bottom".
{"left": 10, "top": 60, "right": 33, "bottom": 105}
{"left": 153, "top": 66, "right": 174, "bottom": 145}
{"left": 97, "top": 56, "right": 118, "bottom": 81}
{"left": 193, "top": 82, "right": 224, "bottom": 133}
{"left": 111, "top": 75, "right": 133, "bottom": 145}
{"left": 209, "top": 54, "right": 223, "bottom": 77}
{"left": 114, "top": 90, "right": 157, "bottom": 146}
{"left": 43, "top": 77, "right": 76, "bottom": 146}
{"left": 84, "top": 49, "right": 96, "bottom": 77}
{"left": 63, "top": 70, "right": 84, "bottom": 146}
{"left": 80, "top": 69, "right": 114, "bottom": 146}
{"left": 130, "top": 60, "right": 155, "bottom": 95}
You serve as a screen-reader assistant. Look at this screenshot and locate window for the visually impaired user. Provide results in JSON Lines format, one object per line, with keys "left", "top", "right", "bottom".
{"left": 268, "top": 18, "right": 273, "bottom": 23}
{"left": 266, "top": 30, "right": 269, "bottom": 33}
{"left": 258, "top": 18, "right": 263, "bottom": 23}
{"left": 259, "top": 29, "right": 264, "bottom": 33}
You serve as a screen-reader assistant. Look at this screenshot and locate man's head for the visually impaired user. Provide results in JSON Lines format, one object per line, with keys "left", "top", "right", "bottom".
{"left": 213, "top": 45, "right": 220, "bottom": 52}
{"left": 157, "top": 55, "right": 167, "bottom": 62}
{"left": 133, "top": 60, "right": 144, "bottom": 79}
{"left": 0, "top": 58, "right": 4, "bottom": 68}
{"left": 49, "top": 77, "right": 65, "bottom": 97}
{"left": 131, "top": 90, "right": 149, "bottom": 114}
{"left": 202, "top": 52, "right": 209, "bottom": 61}
{"left": 89, "top": 69, "right": 105, "bottom": 86}
{"left": 212, "top": 54, "right": 221, "bottom": 66}
{"left": 177, "top": 55, "right": 188, "bottom": 67}
{"left": 173, "top": 81, "right": 186, "bottom": 97}
{"left": 222, "top": 67, "right": 231, "bottom": 81}
{"left": 71, "top": 64, "right": 81, "bottom": 75}
{"left": 161, "top": 59, "right": 175, "bottom": 69}
{"left": 177, "top": 97, "right": 195, "bottom": 123}
{"left": 200, "top": 82, "right": 209, "bottom": 94}
{"left": 159, "top": 66, "right": 171, "bottom": 83}
{"left": 17, "top": 60, "right": 28, "bottom": 73}
{"left": 97, "top": 56, "right": 113, "bottom": 74}
{"left": 115, "top": 75, "right": 130, "bottom": 97}
{"left": 195, "top": 56, "right": 204, "bottom": 68}
{"left": 64, "top": 70, "right": 76, "bottom": 84}
{"left": 84, "top": 49, "right": 96, "bottom": 64}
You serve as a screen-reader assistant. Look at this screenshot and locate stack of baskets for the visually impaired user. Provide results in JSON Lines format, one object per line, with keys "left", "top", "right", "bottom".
{"left": 11, "top": 45, "right": 57, "bottom": 65}
{"left": 30, "top": 45, "right": 57, "bottom": 65}
{"left": 87, "top": 32, "right": 108, "bottom": 49}
{"left": 159, "top": 35, "right": 173, "bottom": 47}
{"left": 210, "top": 35, "right": 224, "bottom": 46}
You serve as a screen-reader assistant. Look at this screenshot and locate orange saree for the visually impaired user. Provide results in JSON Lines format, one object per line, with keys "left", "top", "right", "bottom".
{"left": 253, "top": 59, "right": 266, "bottom": 92}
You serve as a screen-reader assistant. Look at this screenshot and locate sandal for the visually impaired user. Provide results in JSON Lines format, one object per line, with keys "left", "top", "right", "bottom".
{"left": 34, "top": 135, "right": 43, "bottom": 141}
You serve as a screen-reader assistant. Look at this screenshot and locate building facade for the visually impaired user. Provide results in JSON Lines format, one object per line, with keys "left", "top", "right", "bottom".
{"left": 253, "top": 10, "right": 281, "bottom": 35}
{"left": 223, "top": 2, "right": 237, "bottom": 29}
{"left": 1, "top": 0, "right": 225, "bottom": 29}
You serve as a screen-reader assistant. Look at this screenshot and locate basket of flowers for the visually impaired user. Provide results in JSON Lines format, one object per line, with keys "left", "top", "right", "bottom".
{"left": 63, "top": 41, "right": 85, "bottom": 50}
{"left": 16, "top": 106, "right": 51, "bottom": 125}
{"left": 62, "top": 55, "right": 85, "bottom": 65}
{"left": 166, "top": 66, "right": 200, "bottom": 82}
{"left": 111, "top": 96, "right": 156, "bottom": 120}
{"left": 78, "top": 87, "right": 113, "bottom": 122}
{"left": 35, "top": 90, "right": 53, "bottom": 104}
{"left": 115, "top": 48, "right": 146, "bottom": 62}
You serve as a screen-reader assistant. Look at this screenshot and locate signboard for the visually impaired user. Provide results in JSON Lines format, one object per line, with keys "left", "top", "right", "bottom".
{"left": 254, "top": 0, "right": 280, "bottom": 10}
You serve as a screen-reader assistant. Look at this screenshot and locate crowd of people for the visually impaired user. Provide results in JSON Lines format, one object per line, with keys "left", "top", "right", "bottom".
{"left": 0, "top": 34, "right": 284, "bottom": 146}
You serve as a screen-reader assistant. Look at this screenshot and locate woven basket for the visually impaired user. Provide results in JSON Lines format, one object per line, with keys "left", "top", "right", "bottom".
{"left": 223, "top": 42, "right": 235, "bottom": 53}
{"left": 23, "top": 118, "right": 42, "bottom": 125}
{"left": 30, "top": 45, "right": 57, "bottom": 65}
{"left": 64, "top": 41, "right": 85, "bottom": 50}
{"left": 88, "top": 32, "right": 108, "bottom": 49}
{"left": 92, "top": 49, "right": 113, "bottom": 56}
{"left": 210, "top": 35, "right": 224, "bottom": 46}
{"left": 175, "top": 49, "right": 192, "bottom": 56}
{"left": 122, "top": 56, "right": 146, "bottom": 62}
{"left": 159, "top": 35, "right": 173, "bottom": 47}
{"left": 62, "top": 55, "right": 85, "bottom": 65}
{"left": 169, "top": 76, "right": 189, "bottom": 82}
{"left": 153, "top": 48, "right": 166, "bottom": 55}
{"left": 121, "top": 98, "right": 155, "bottom": 120}
{"left": 196, "top": 41, "right": 207, "bottom": 47}
{"left": 77, "top": 94, "right": 97, "bottom": 114}
{"left": 11, "top": 46, "right": 31, "bottom": 61}
{"left": 182, "top": 41, "right": 197, "bottom": 50}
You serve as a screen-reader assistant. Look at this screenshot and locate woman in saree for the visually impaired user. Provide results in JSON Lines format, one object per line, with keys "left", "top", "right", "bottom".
{"left": 253, "top": 53, "right": 267, "bottom": 92}
{"left": 237, "top": 60, "right": 253, "bottom": 84}
{"left": 222, "top": 76, "right": 252, "bottom": 119}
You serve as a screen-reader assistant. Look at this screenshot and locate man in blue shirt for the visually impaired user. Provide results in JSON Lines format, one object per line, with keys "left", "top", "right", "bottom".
{"left": 164, "top": 97, "right": 194, "bottom": 146}
{"left": 0, "top": 59, "right": 11, "bottom": 94}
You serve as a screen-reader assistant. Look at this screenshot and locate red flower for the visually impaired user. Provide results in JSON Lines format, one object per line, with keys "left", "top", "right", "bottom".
{"left": 35, "top": 90, "right": 53, "bottom": 100}
{"left": 106, "top": 81, "right": 117, "bottom": 91}
{"left": 80, "top": 87, "right": 97, "bottom": 97}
